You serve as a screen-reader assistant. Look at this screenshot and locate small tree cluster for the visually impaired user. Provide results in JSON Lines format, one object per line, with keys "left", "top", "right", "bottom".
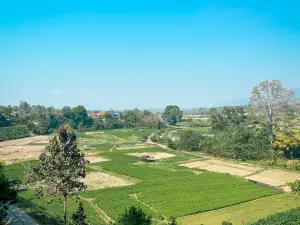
{"left": 117, "top": 206, "right": 152, "bottom": 225}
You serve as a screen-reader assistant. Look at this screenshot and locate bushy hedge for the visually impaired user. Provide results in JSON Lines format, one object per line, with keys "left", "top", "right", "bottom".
{"left": 206, "top": 125, "right": 273, "bottom": 160}
{"left": 0, "top": 125, "right": 30, "bottom": 141}
{"left": 249, "top": 207, "right": 300, "bottom": 225}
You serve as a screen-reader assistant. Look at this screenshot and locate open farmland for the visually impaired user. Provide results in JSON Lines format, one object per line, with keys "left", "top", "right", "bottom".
{"left": 3, "top": 128, "right": 300, "bottom": 225}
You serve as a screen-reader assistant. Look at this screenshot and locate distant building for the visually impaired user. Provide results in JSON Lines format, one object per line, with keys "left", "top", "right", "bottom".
{"left": 89, "top": 111, "right": 105, "bottom": 119}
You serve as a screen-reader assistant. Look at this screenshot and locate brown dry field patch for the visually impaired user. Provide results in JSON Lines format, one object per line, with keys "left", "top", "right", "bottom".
{"left": 85, "top": 156, "right": 110, "bottom": 164}
{"left": 180, "top": 161, "right": 255, "bottom": 176}
{"left": 0, "top": 137, "right": 49, "bottom": 162}
{"left": 0, "top": 136, "right": 49, "bottom": 147}
{"left": 205, "top": 159, "right": 263, "bottom": 172}
{"left": 246, "top": 170, "right": 300, "bottom": 186}
{"left": 84, "top": 172, "right": 136, "bottom": 190}
{"left": 127, "top": 152, "right": 175, "bottom": 160}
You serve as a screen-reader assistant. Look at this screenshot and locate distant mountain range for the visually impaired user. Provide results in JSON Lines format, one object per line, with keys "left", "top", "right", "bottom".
{"left": 215, "top": 88, "right": 300, "bottom": 107}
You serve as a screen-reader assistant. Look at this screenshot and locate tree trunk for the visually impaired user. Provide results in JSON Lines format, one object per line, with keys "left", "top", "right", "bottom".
{"left": 268, "top": 124, "right": 274, "bottom": 145}
{"left": 63, "top": 193, "right": 67, "bottom": 225}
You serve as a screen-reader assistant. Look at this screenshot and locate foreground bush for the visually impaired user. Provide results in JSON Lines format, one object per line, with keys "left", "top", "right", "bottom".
{"left": 0, "top": 125, "right": 29, "bottom": 141}
{"left": 117, "top": 206, "right": 152, "bottom": 225}
{"left": 248, "top": 207, "right": 300, "bottom": 225}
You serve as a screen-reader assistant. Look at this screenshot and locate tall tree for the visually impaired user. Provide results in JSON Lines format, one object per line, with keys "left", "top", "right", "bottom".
{"left": 250, "top": 80, "right": 295, "bottom": 143}
{"left": 162, "top": 105, "right": 183, "bottom": 126}
{"left": 26, "top": 125, "right": 88, "bottom": 225}
{"left": 72, "top": 105, "right": 91, "bottom": 129}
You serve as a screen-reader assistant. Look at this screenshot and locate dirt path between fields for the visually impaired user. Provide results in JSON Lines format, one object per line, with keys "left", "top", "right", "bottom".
{"left": 130, "top": 193, "right": 166, "bottom": 219}
{"left": 80, "top": 197, "right": 114, "bottom": 224}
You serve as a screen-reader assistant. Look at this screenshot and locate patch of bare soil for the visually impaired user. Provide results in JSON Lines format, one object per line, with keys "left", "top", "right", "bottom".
{"left": 1, "top": 145, "right": 46, "bottom": 161}
{"left": 85, "top": 131, "right": 104, "bottom": 135}
{"left": 0, "top": 136, "right": 49, "bottom": 147}
{"left": 127, "top": 152, "right": 175, "bottom": 160}
{"left": 84, "top": 172, "right": 136, "bottom": 190}
{"left": 85, "top": 156, "right": 109, "bottom": 164}
{"left": 180, "top": 161, "right": 254, "bottom": 176}
{"left": 246, "top": 170, "right": 300, "bottom": 186}
{"left": 31, "top": 139, "right": 49, "bottom": 144}
{"left": 205, "top": 159, "right": 263, "bottom": 172}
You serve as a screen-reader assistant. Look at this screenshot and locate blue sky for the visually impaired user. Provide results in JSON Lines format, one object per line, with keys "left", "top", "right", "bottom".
{"left": 1, "top": 0, "right": 300, "bottom": 109}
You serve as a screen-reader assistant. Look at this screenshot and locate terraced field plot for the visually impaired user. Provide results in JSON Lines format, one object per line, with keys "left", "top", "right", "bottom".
{"left": 3, "top": 128, "right": 297, "bottom": 225}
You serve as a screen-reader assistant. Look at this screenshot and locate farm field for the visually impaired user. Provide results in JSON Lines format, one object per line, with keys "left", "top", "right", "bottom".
{"left": 178, "top": 194, "right": 300, "bottom": 225}
{"left": 3, "top": 128, "right": 300, "bottom": 225}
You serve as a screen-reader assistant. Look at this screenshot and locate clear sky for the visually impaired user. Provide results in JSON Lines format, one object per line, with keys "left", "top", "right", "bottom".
{"left": 1, "top": 0, "right": 300, "bottom": 109}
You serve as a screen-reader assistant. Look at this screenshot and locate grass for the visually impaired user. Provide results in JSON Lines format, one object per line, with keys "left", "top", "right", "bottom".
{"left": 3, "top": 128, "right": 286, "bottom": 224}
{"left": 178, "top": 194, "right": 300, "bottom": 225}
{"left": 249, "top": 206, "right": 300, "bottom": 225}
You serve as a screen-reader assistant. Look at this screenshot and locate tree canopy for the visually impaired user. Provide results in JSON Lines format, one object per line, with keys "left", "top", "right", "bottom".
{"left": 162, "top": 105, "right": 183, "bottom": 125}
{"left": 26, "top": 125, "right": 88, "bottom": 225}
{"left": 250, "top": 79, "right": 295, "bottom": 143}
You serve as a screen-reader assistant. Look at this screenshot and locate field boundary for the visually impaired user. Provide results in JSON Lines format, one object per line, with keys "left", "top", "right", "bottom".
{"left": 130, "top": 193, "right": 167, "bottom": 219}
{"left": 178, "top": 193, "right": 283, "bottom": 220}
{"left": 80, "top": 196, "right": 115, "bottom": 224}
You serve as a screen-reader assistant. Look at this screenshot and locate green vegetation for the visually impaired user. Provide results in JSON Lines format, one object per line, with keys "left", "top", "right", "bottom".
{"left": 1, "top": 79, "right": 300, "bottom": 224}
{"left": 206, "top": 125, "right": 273, "bottom": 160}
{"left": 178, "top": 194, "right": 300, "bottom": 225}
{"left": 0, "top": 102, "right": 163, "bottom": 139}
{"left": 0, "top": 161, "right": 18, "bottom": 223}
{"left": 72, "top": 202, "right": 88, "bottom": 225}
{"left": 26, "top": 126, "right": 88, "bottom": 225}
{"left": 4, "top": 128, "right": 280, "bottom": 224}
{"left": 117, "top": 206, "right": 152, "bottom": 225}
{"left": 162, "top": 105, "right": 183, "bottom": 125}
{"left": 249, "top": 207, "right": 300, "bottom": 225}
{"left": 0, "top": 125, "right": 29, "bottom": 141}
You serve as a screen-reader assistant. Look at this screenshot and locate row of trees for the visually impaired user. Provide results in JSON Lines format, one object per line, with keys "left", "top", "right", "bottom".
{"left": 0, "top": 103, "right": 164, "bottom": 137}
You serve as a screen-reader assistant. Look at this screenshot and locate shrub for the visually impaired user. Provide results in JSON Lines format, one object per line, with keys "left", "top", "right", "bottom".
{"left": 222, "top": 222, "right": 232, "bottom": 225}
{"left": 167, "top": 138, "right": 179, "bottom": 150}
{"left": 178, "top": 130, "right": 203, "bottom": 151}
{"left": 117, "top": 206, "right": 152, "bottom": 225}
{"left": 0, "top": 125, "right": 29, "bottom": 141}
{"left": 249, "top": 207, "right": 300, "bottom": 225}
{"left": 207, "top": 125, "right": 273, "bottom": 160}
{"left": 72, "top": 202, "right": 88, "bottom": 225}
{"left": 0, "top": 161, "right": 18, "bottom": 222}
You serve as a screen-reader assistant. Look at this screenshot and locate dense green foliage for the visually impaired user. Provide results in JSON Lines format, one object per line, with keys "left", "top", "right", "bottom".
{"left": 206, "top": 125, "right": 273, "bottom": 160}
{"left": 0, "top": 102, "right": 163, "bottom": 138}
{"left": 249, "top": 207, "right": 300, "bottom": 225}
{"left": 117, "top": 206, "right": 152, "bottom": 225}
{"left": 209, "top": 106, "right": 247, "bottom": 132}
{"left": 0, "top": 162, "right": 17, "bottom": 222}
{"left": 177, "top": 130, "right": 203, "bottom": 151}
{"left": 0, "top": 125, "right": 29, "bottom": 141}
{"left": 0, "top": 113, "right": 10, "bottom": 127}
{"left": 162, "top": 105, "right": 183, "bottom": 125}
{"left": 72, "top": 202, "right": 88, "bottom": 225}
